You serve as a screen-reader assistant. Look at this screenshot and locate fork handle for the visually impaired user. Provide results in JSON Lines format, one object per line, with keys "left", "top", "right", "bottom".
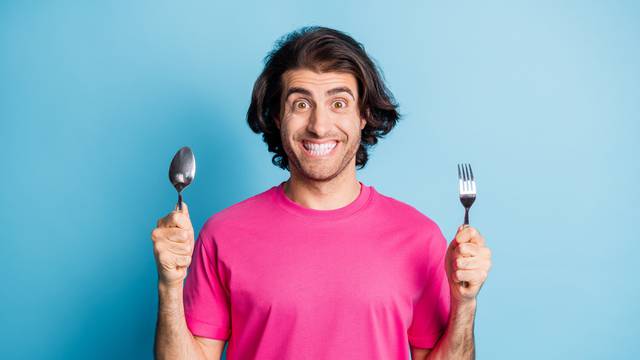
{"left": 461, "top": 208, "right": 470, "bottom": 288}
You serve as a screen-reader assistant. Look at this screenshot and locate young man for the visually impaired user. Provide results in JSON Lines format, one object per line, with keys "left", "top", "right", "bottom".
{"left": 152, "top": 26, "right": 492, "bottom": 360}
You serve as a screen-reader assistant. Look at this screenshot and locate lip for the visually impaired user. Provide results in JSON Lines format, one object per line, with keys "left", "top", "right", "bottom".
{"left": 300, "top": 141, "right": 339, "bottom": 158}
{"left": 301, "top": 139, "right": 340, "bottom": 145}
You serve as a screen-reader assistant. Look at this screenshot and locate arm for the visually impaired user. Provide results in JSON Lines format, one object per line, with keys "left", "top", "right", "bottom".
{"left": 152, "top": 203, "right": 228, "bottom": 359}
{"left": 412, "top": 225, "right": 490, "bottom": 360}
{"left": 411, "top": 300, "right": 476, "bottom": 360}
{"left": 410, "top": 347, "right": 432, "bottom": 359}
{"left": 154, "top": 283, "right": 226, "bottom": 360}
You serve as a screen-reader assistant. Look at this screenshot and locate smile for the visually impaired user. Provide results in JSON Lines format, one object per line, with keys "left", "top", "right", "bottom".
{"left": 301, "top": 140, "right": 338, "bottom": 157}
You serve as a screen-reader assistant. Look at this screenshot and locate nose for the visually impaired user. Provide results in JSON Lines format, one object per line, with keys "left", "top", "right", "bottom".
{"left": 306, "top": 104, "right": 333, "bottom": 137}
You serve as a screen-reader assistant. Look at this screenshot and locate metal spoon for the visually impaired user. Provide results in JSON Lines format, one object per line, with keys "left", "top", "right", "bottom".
{"left": 168, "top": 146, "right": 196, "bottom": 211}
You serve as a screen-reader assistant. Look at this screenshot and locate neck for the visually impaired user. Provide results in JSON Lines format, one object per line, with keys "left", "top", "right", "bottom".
{"left": 283, "top": 168, "right": 361, "bottom": 211}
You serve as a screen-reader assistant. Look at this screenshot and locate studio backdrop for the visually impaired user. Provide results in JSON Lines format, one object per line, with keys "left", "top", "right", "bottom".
{"left": 1, "top": 1, "right": 638, "bottom": 359}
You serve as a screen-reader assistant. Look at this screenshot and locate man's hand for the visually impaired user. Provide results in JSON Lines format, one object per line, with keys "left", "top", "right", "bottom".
{"left": 151, "top": 202, "right": 195, "bottom": 288}
{"left": 445, "top": 225, "right": 492, "bottom": 304}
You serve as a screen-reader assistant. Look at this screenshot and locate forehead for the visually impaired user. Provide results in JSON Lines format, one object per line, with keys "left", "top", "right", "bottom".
{"left": 282, "top": 69, "right": 358, "bottom": 96}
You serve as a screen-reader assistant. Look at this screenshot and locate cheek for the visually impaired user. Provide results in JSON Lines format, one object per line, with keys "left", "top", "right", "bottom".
{"left": 337, "top": 114, "right": 363, "bottom": 135}
{"left": 280, "top": 114, "right": 304, "bottom": 138}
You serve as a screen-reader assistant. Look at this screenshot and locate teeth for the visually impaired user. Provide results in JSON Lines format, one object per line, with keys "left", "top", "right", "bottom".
{"left": 303, "top": 141, "right": 336, "bottom": 150}
{"left": 303, "top": 141, "right": 336, "bottom": 155}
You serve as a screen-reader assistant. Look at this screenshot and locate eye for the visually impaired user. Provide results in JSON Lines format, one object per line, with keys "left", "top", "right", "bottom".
{"left": 332, "top": 100, "right": 347, "bottom": 109}
{"left": 293, "top": 100, "right": 310, "bottom": 110}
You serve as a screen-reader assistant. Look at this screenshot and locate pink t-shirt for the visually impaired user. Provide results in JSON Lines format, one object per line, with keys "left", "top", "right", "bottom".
{"left": 183, "top": 181, "right": 451, "bottom": 359}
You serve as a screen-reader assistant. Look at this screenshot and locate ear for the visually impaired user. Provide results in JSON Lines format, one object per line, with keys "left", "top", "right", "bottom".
{"left": 360, "top": 116, "right": 367, "bottom": 130}
{"left": 275, "top": 116, "right": 281, "bottom": 130}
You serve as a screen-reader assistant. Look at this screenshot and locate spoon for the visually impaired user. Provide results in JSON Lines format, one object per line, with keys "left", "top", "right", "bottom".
{"left": 168, "top": 146, "right": 196, "bottom": 211}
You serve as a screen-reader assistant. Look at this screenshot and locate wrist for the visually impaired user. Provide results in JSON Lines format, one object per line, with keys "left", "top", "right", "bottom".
{"left": 158, "top": 281, "right": 184, "bottom": 311}
{"left": 158, "top": 282, "right": 182, "bottom": 304}
{"left": 451, "top": 298, "right": 477, "bottom": 313}
{"left": 158, "top": 280, "right": 184, "bottom": 293}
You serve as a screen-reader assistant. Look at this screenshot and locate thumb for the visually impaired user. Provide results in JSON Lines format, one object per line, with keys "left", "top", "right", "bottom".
{"left": 452, "top": 224, "right": 469, "bottom": 245}
{"left": 175, "top": 201, "right": 189, "bottom": 214}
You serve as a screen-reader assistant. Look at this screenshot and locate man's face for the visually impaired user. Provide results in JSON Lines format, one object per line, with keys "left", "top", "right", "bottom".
{"left": 276, "top": 69, "right": 367, "bottom": 182}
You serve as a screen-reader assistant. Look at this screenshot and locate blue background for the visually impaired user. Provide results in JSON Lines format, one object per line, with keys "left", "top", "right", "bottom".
{"left": 1, "top": 1, "right": 638, "bottom": 359}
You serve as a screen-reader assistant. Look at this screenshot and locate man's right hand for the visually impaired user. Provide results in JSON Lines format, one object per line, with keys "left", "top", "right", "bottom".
{"left": 151, "top": 202, "right": 195, "bottom": 288}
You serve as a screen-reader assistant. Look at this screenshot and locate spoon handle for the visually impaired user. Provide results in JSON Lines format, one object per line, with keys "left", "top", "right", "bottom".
{"left": 177, "top": 193, "right": 183, "bottom": 211}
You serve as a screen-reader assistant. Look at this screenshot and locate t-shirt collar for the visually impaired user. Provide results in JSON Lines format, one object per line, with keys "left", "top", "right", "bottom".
{"left": 274, "top": 180, "right": 373, "bottom": 221}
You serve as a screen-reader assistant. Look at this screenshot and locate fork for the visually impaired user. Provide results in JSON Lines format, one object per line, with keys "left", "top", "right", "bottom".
{"left": 458, "top": 163, "right": 476, "bottom": 225}
{"left": 457, "top": 163, "right": 477, "bottom": 288}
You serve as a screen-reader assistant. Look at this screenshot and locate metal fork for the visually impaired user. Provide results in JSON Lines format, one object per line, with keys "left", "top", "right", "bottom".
{"left": 457, "top": 163, "right": 477, "bottom": 288}
{"left": 457, "top": 163, "right": 477, "bottom": 225}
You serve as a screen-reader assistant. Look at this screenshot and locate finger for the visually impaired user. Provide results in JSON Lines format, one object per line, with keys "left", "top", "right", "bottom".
{"left": 153, "top": 238, "right": 193, "bottom": 258}
{"left": 456, "top": 224, "right": 471, "bottom": 235}
{"left": 455, "top": 226, "right": 485, "bottom": 246}
{"left": 166, "top": 241, "right": 194, "bottom": 256}
{"left": 157, "top": 214, "right": 177, "bottom": 228}
{"left": 454, "top": 225, "right": 470, "bottom": 245}
{"left": 158, "top": 211, "right": 191, "bottom": 229}
{"left": 456, "top": 256, "right": 491, "bottom": 270}
{"left": 175, "top": 255, "right": 192, "bottom": 267}
{"left": 168, "top": 227, "right": 193, "bottom": 243}
{"left": 175, "top": 201, "right": 189, "bottom": 215}
{"left": 155, "top": 227, "right": 191, "bottom": 244}
{"left": 456, "top": 243, "right": 480, "bottom": 257}
{"left": 481, "top": 246, "right": 492, "bottom": 259}
{"left": 454, "top": 269, "right": 488, "bottom": 285}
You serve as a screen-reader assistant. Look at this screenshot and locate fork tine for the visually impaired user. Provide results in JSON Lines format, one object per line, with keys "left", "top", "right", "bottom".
{"left": 468, "top": 164, "right": 476, "bottom": 193}
{"left": 463, "top": 163, "right": 470, "bottom": 191}
{"left": 457, "top": 164, "right": 464, "bottom": 194}
{"left": 458, "top": 164, "right": 462, "bottom": 192}
{"left": 465, "top": 163, "right": 470, "bottom": 192}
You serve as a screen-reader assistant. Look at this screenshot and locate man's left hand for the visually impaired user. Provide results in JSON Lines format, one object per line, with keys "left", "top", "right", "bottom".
{"left": 445, "top": 225, "right": 492, "bottom": 304}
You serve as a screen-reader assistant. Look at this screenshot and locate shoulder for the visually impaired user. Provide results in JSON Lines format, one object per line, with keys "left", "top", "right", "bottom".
{"left": 373, "top": 188, "right": 442, "bottom": 232}
{"left": 200, "top": 185, "right": 276, "bottom": 236}
{"left": 373, "top": 188, "right": 448, "bottom": 257}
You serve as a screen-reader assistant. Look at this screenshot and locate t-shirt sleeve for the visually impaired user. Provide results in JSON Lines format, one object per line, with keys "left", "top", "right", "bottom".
{"left": 407, "top": 222, "right": 451, "bottom": 349}
{"left": 182, "top": 221, "right": 231, "bottom": 340}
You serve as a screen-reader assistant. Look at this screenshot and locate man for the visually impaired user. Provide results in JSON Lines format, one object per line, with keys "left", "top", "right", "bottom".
{"left": 152, "top": 26, "right": 492, "bottom": 360}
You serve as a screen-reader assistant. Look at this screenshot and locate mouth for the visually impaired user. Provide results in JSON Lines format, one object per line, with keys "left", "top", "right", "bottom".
{"left": 300, "top": 140, "right": 339, "bottom": 158}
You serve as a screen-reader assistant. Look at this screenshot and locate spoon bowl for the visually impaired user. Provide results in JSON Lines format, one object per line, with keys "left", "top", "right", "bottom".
{"left": 169, "top": 146, "right": 196, "bottom": 210}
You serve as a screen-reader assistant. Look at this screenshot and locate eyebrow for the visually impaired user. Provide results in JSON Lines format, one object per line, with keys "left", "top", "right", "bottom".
{"left": 285, "top": 86, "right": 356, "bottom": 101}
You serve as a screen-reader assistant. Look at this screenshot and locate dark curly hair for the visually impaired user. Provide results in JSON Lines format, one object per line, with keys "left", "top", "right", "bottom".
{"left": 246, "top": 26, "right": 400, "bottom": 170}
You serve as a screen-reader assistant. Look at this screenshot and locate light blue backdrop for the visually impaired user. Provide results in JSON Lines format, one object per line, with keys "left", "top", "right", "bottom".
{"left": 1, "top": 1, "right": 638, "bottom": 359}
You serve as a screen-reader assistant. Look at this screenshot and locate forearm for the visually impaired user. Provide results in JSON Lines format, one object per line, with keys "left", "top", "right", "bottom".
{"left": 425, "top": 300, "right": 477, "bottom": 360}
{"left": 154, "top": 283, "right": 207, "bottom": 360}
